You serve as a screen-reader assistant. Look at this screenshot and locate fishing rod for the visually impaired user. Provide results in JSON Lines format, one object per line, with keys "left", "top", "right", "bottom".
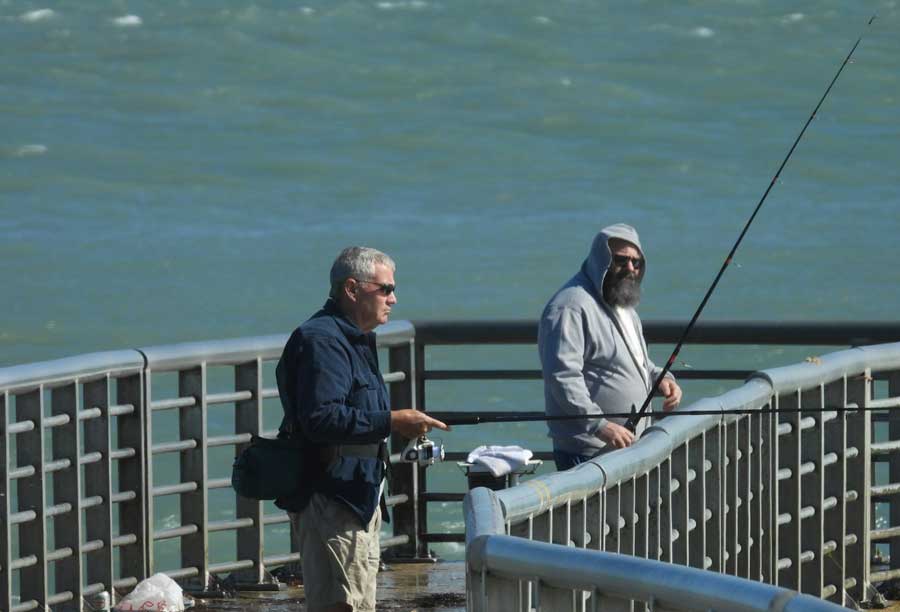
{"left": 444, "top": 404, "right": 881, "bottom": 427}
{"left": 623, "top": 15, "right": 877, "bottom": 434}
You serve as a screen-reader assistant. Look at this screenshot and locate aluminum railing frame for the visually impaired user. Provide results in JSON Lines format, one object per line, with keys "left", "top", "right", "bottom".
{"left": 3, "top": 320, "right": 900, "bottom": 611}
{"left": 463, "top": 341, "right": 900, "bottom": 611}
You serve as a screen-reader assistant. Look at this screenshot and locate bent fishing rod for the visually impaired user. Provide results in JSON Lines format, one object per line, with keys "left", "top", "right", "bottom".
{"left": 620, "top": 15, "right": 877, "bottom": 433}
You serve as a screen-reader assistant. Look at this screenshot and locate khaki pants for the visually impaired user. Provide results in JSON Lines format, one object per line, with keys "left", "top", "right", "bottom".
{"left": 290, "top": 493, "right": 381, "bottom": 611}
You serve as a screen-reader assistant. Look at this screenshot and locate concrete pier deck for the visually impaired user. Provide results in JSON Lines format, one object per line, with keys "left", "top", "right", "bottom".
{"left": 192, "top": 562, "right": 466, "bottom": 612}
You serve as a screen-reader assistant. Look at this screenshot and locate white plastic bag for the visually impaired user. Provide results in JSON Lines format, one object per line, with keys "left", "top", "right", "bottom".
{"left": 115, "top": 572, "right": 185, "bottom": 611}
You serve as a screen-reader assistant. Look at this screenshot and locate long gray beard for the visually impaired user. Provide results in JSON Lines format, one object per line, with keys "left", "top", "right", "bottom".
{"left": 604, "top": 276, "right": 641, "bottom": 308}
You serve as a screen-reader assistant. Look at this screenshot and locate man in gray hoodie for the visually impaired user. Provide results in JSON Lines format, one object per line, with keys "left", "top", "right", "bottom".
{"left": 538, "top": 223, "right": 682, "bottom": 470}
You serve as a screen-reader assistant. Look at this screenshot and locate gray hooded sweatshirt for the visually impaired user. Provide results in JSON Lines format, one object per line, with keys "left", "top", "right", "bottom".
{"left": 538, "top": 223, "right": 671, "bottom": 455}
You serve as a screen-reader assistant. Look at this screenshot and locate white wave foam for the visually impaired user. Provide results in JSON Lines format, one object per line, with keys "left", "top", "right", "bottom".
{"left": 112, "top": 14, "right": 142, "bottom": 27}
{"left": 780, "top": 13, "right": 804, "bottom": 24}
{"left": 15, "top": 144, "right": 48, "bottom": 157}
{"left": 691, "top": 26, "right": 715, "bottom": 38}
{"left": 20, "top": 8, "right": 56, "bottom": 22}
{"left": 376, "top": 0, "right": 427, "bottom": 10}
{"left": 300, "top": 7, "right": 315, "bottom": 15}
{"left": 533, "top": 16, "right": 552, "bottom": 25}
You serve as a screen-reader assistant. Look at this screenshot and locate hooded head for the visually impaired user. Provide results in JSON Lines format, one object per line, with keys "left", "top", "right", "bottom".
{"left": 582, "top": 223, "right": 646, "bottom": 308}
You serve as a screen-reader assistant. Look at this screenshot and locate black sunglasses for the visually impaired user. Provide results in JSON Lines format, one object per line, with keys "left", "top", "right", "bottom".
{"left": 611, "top": 254, "right": 644, "bottom": 270}
{"left": 353, "top": 278, "right": 396, "bottom": 296}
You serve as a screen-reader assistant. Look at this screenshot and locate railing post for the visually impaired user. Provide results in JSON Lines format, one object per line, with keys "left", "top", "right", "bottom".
{"left": 84, "top": 377, "right": 115, "bottom": 597}
{"left": 388, "top": 338, "right": 420, "bottom": 560}
{"left": 16, "top": 389, "right": 48, "bottom": 608}
{"left": 51, "top": 383, "right": 83, "bottom": 607}
{"left": 687, "top": 436, "right": 705, "bottom": 569}
{"left": 777, "top": 390, "right": 802, "bottom": 590}
{"left": 800, "top": 386, "right": 825, "bottom": 598}
{"left": 670, "top": 442, "right": 688, "bottom": 565}
{"left": 117, "top": 371, "right": 148, "bottom": 589}
{"left": 845, "top": 371, "right": 871, "bottom": 604}
{"left": 235, "top": 360, "right": 266, "bottom": 585}
{"left": 179, "top": 365, "right": 209, "bottom": 588}
{"left": 823, "top": 378, "right": 848, "bottom": 606}
{"left": 887, "top": 370, "right": 900, "bottom": 584}
{"left": 0, "top": 393, "right": 10, "bottom": 612}
{"left": 706, "top": 423, "right": 724, "bottom": 574}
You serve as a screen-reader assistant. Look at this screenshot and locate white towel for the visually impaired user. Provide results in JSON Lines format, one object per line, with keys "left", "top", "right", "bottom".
{"left": 467, "top": 445, "right": 533, "bottom": 477}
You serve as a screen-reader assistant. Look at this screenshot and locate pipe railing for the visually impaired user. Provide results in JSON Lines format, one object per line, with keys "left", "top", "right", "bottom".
{"left": 3, "top": 320, "right": 900, "bottom": 610}
{"left": 464, "top": 341, "right": 900, "bottom": 610}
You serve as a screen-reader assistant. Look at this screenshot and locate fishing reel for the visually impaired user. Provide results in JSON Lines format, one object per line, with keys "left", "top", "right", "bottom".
{"left": 401, "top": 435, "right": 445, "bottom": 465}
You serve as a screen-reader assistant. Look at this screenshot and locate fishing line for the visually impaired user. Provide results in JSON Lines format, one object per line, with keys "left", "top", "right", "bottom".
{"left": 623, "top": 15, "right": 878, "bottom": 433}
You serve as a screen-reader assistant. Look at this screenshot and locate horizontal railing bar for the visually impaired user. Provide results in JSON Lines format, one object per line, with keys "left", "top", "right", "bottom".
{"left": 165, "top": 567, "right": 200, "bottom": 579}
{"left": 45, "top": 458, "right": 72, "bottom": 473}
{"left": 152, "top": 439, "right": 197, "bottom": 454}
{"left": 82, "top": 540, "right": 104, "bottom": 553}
{"left": 114, "top": 534, "right": 138, "bottom": 547}
{"left": 210, "top": 559, "right": 255, "bottom": 573}
{"left": 208, "top": 477, "right": 232, "bottom": 489}
{"left": 208, "top": 433, "right": 252, "bottom": 448}
{"left": 207, "top": 390, "right": 253, "bottom": 405}
{"left": 870, "top": 568, "right": 900, "bottom": 583}
{"left": 83, "top": 583, "right": 107, "bottom": 596}
{"left": 10, "top": 510, "right": 37, "bottom": 526}
{"left": 380, "top": 535, "right": 410, "bottom": 549}
{"left": 7, "top": 420, "right": 35, "bottom": 435}
{"left": 153, "top": 482, "right": 198, "bottom": 497}
{"left": 263, "top": 553, "right": 301, "bottom": 566}
{"left": 261, "top": 387, "right": 279, "bottom": 399}
{"left": 110, "top": 403, "right": 135, "bottom": 416}
{"left": 155, "top": 525, "right": 199, "bottom": 541}
{"left": 112, "top": 491, "right": 137, "bottom": 503}
{"left": 151, "top": 396, "right": 196, "bottom": 411}
{"left": 79, "top": 451, "right": 102, "bottom": 465}
{"left": 264, "top": 514, "right": 290, "bottom": 526}
{"left": 871, "top": 441, "right": 900, "bottom": 456}
{"left": 868, "top": 397, "right": 900, "bottom": 410}
{"left": 82, "top": 495, "right": 103, "bottom": 509}
{"left": 110, "top": 447, "right": 136, "bottom": 460}
{"left": 47, "top": 503, "right": 72, "bottom": 518}
{"left": 871, "top": 526, "right": 900, "bottom": 541}
{"left": 46, "top": 591, "right": 74, "bottom": 606}
{"left": 872, "top": 483, "right": 900, "bottom": 498}
{"left": 114, "top": 577, "right": 139, "bottom": 589}
{"left": 424, "top": 368, "right": 750, "bottom": 381}
{"left": 422, "top": 533, "right": 464, "bottom": 543}
{"left": 209, "top": 518, "right": 255, "bottom": 532}
{"left": 426, "top": 369, "right": 540, "bottom": 381}
{"left": 9, "top": 466, "right": 36, "bottom": 479}
{"left": 43, "top": 414, "right": 70, "bottom": 428}
{"left": 78, "top": 407, "right": 102, "bottom": 421}
{"left": 10, "top": 555, "right": 38, "bottom": 570}
{"left": 384, "top": 494, "right": 409, "bottom": 508}
{"left": 382, "top": 371, "right": 406, "bottom": 383}
{"left": 11, "top": 600, "right": 40, "bottom": 612}
{"left": 410, "top": 319, "right": 900, "bottom": 345}
{"left": 46, "top": 547, "right": 73, "bottom": 562}
{"left": 423, "top": 492, "right": 465, "bottom": 502}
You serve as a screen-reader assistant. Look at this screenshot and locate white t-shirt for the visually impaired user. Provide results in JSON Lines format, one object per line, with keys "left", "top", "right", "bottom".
{"left": 615, "top": 306, "right": 648, "bottom": 384}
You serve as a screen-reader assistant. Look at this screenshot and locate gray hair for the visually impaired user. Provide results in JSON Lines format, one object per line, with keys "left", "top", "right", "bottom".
{"left": 329, "top": 246, "right": 396, "bottom": 299}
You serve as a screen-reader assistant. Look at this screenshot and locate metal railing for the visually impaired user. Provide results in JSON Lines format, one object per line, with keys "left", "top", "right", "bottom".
{"left": 463, "top": 340, "right": 900, "bottom": 610}
{"left": 3, "top": 320, "right": 900, "bottom": 610}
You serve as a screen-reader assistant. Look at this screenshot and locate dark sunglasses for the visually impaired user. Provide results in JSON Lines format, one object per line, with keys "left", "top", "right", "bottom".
{"left": 611, "top": 254, "right": 644, "bottom": 270}
{"left": 354, "top": 278, "right": 396, "bottom": 296}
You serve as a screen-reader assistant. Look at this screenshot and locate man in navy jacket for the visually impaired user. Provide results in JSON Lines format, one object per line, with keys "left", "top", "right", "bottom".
{"left": 277, "top": 246, "right": 448, "bottom": 612}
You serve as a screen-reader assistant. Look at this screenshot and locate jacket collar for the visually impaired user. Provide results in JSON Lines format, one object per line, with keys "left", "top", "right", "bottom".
{"left": 322, "top": 298, "right": 372, "bottom": 344}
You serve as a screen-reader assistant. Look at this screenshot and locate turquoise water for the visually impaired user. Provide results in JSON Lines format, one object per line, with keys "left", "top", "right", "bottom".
{"left": 2, "top": 1, "right": 899, "bottom": 565}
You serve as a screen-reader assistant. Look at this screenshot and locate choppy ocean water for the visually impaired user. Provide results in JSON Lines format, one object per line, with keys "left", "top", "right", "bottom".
{"left": 2, "top": 1, "right": 899, "bottom": 564}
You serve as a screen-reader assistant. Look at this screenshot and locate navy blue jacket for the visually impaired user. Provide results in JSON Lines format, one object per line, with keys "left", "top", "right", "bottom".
{"left": 274, "top": 299, "right": 391, "bottom": 525}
